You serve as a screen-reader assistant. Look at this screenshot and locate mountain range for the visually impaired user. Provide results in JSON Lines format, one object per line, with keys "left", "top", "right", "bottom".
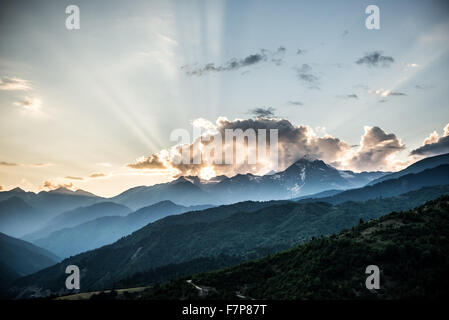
{"left": 368, "top": 152, "right": 449, "bottom": 185}
{"left": 300, "top": 164, "right": 449, "bottom": 205}
{"left": 31, "top": 201, "right": 213, "bottom": 258}
{"left": 0, "top": 188, "right": 103, "bottom": 237}
{"left": 0, "top": 156, "right": 390, "bottom": 238}
{"left": 10, "top": 184, "right": 449, "bottom": 297}
{"left": 3, "top": 152, "right": 449, "bottom": 299}
{"left": 111, "top": 158, "right": 389, "bottom": 209}
{"left": 22, "top": 202, "right": 132, "bottom": 242}
{"left": 25, "top": 162, "right": 449, "bottom": 259}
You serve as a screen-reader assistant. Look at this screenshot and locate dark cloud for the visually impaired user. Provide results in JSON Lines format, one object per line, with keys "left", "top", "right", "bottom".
{"left": 389, "top": 92, "right": 406, "bottom": 96}
{"left": 184, "top": 47, "right": 285, "bottom": 76}
{"left": 296, "top": 49, "right": 305, "bottom": 55}
{"left": 295, "top": 64, "right": 320, "bottom": 89}
{"left": 269, "top": 47, "right": 286, "bottom": 66}
{"left": 411, "top": 136, "right": 449, "bottom": 156}
{"left": 213, "top": 118, "right": 351, "bottom": 173}
{"left": 42, "top": 181, "right": 73, "bottom": 190}
{"left": 287, "top": 101, "right": 303, "bottom": 106}
{"left": 342, "top": 30, "right": 349, "bottom": 37}
{"left": 410, "top": 124, "right": 449, "bottom": 156}
{"left": 356, "top": 51, "right": 394, "bottom": 67}
{"left": 415, "top": 84, "right": 435, "bottom": 90}
{"left": 127, "top": 117, "right": 352, "bottom": 177}
{"left": 89, "top": 173, "right": 106, "bottom": 178}
{"left": 126, "top": 117, "right": 407, "bottom": 176}
{"left": 65, "top": 176, "right": 84, "bottom": 180}
{"left": 347, "top": 126, "right": 405, "bottom": 171}
{"left": 30, "top": 163, "right": 54, "bottom": 167}
{"left": 248, "top": 107, "right": 276, "bottom": 119}
{"left": 0, "top": 76, "right": 30, "bottom": 90}
{"left": 337, "top": 94, "right": 358, "bottom": 99}
{"left": 0, "top": 161, "right": 18, "bottom": 166}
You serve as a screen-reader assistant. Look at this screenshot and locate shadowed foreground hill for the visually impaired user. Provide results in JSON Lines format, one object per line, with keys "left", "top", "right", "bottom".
{"left": 140, "top": 196, "right": 449, "bottom": 300}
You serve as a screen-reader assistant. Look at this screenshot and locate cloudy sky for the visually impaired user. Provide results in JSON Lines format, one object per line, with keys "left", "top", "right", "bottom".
{"left": 1, "top": 0, "right": 449, "bottom": 197}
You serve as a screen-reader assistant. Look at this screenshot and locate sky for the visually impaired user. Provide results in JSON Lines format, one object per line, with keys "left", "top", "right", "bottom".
{"left": 1, "top": 0, "right": 449, "bottom": 197}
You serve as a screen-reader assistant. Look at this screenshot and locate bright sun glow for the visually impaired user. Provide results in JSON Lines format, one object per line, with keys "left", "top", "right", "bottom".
{"left": 199, "top": 166, "right": 216, "bottom": 180}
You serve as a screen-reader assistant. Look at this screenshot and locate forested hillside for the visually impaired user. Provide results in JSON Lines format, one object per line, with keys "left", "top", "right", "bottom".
{"left": 138, "top": 195, "right": 449, "bottom": 300}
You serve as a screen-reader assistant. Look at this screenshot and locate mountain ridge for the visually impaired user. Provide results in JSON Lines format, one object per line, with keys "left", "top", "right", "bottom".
{"left": 11, "top": 184, "right": 449, "bottom": 297}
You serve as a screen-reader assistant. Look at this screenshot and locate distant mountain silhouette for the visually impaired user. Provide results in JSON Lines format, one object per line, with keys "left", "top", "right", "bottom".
{"left": 308, "top": 164, "right": 449, "bottom": 205}
{"left": 0, "top": 187, "right": 104, "bottom": 236}
{"left": 32, "top": 201, "right": 213, "bottom": 258}
{"left": 368, "top": 152, "right": 449, "bottom": 185}
{"left": 0, "top": 197, "right": 45, "bottom": 237}
{"left": 23, "top": 202, "right": 132, "bottom": 242}
{"left": 111, "top": 179, "right": 210, "bottom": 209}
{"left": 0, "top": 232, "right": 58, "bottom": 294}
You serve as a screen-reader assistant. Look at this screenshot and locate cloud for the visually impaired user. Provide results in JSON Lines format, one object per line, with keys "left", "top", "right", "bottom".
{"left": 0, "top": 162, "right": 54, "bottom": 167}
{"left": 342, "top": 30, "right": 349, "bottom": 37}
{"left": 248, "top": 107, "right": 276, "bottom": 118}
{"left": 356, "top": 51, "right": 394, "bottom": 67}
{"left": 296, "top": 49, "right": 306, "bottom": 55}
{"left": 410, "top": 123, "right": 449, "bottom": 156}
{"left": 286, "top": 101, "right": 303, "bottom": 106}
{"left": 126, "top": 116, "right": 408, "bottom": 177}
{"left": 14, "top": 97, "right": 42, "bottom": 112}
{"left": 126, "top": 117, "right": 354, "bottom": 177}
{"left": 41, "top": 181, "right": 74, "bottom": 190}
{"left": 269, "top": 46, "right": 286, "bottom": 66}
{"left": 183, "top": 47, "right": 285, "bottom": 76}
{"left": 402, "top": 63, "right": 421, "bottom": 72}
{"left": 404, "top": 63, "right": 420, "bottom": 69}
{"left": 368, "top": 89, "right": 406, "bottom": 98}
{"left": 415, "top": 84, "right": 435, "bottom": 90}
{"left": 294, "top": 64, "right": 320, "bottom": 89}
{"left": 0, "top": 161, "right": 18, "bottom": 166}
{"left": 127, "top": 154, "right": 166, "bottom": 169}
{"left": 89, "top": 172, "right": 106, "bottom": 178}
{"left": 345, "top": 126, "right": 405, "bottom": 171}
{"left": 337, "top": 94, "right": 358, "bottom": 99}
{"left": 29, "top": 163, "right": 54, "bottom": 167}
{"left": 65, "top": 176, "right": 84, "bottom": 181}
{"left": 0, "top": 77, "right": 31, "bottom": 91}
